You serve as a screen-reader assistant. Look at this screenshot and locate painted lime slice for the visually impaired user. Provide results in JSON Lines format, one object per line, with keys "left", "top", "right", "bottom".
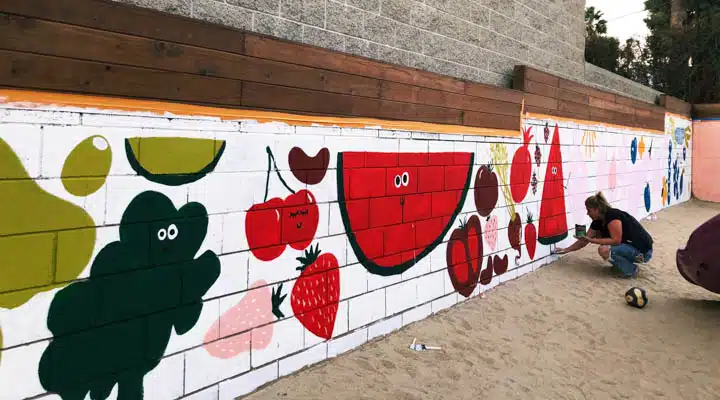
{"left": 125, "top": 137, "right": 226, "bottom": 186}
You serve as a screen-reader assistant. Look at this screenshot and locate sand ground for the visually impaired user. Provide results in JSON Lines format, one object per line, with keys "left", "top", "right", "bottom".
{"left": 243, "top": 200, "right": 720, "bottom": 400}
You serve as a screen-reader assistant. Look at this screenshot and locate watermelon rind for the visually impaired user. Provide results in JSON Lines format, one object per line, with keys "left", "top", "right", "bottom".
{"left": 337, "top": 152, "right": 475, "bottom": 276}
{"left": 537, "top": 231, "right": 568, "bottom": 246}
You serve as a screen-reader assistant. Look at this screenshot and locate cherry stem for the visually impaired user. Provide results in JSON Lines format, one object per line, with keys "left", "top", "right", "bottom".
{"left": 263, "top": 146, "right": 296, "bottom": 202}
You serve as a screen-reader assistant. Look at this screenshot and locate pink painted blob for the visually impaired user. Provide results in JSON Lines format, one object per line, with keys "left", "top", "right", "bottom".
{"left": 203, "top": 280, "right": 274, "bottom": 359}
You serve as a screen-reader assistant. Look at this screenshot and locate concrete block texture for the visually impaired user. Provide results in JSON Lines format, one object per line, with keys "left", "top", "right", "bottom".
{"left": 0, "top": 98, "right": 691, "bottom": 399}
{"left": 111, "top": 0, "right": 589, "bottom": 90}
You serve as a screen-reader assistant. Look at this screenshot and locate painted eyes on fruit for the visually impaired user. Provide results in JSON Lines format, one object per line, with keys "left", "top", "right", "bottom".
{"left": 393, "top": 172, "right": 410, "bottom": 188}
{"left": 157, "top": 223, "right": 179, "bottom": 241}
{"left": 551, "top": 166, "right": 557, "bottom": 175}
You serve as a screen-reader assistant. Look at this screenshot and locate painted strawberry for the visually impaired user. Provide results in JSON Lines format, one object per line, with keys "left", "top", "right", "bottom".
{"left": 531, "top": 171, "right": 538, "bottom": 195}
{"left": 534, "top": 143, "right": 541, "bottom": 167}
{"left": 203, "top": 280, "right": 282, "bottom": 359}
{"left": 484, "top": 214, "right": 498, "bottom": 252}
{"left": 291, "top": 244, "right": 340, "bottom": 340}
{"left": 544, "top": 122, "right": 550, "bottom": 143}
{"left": 525, "top": 211, "right": 537, "bottom": 260}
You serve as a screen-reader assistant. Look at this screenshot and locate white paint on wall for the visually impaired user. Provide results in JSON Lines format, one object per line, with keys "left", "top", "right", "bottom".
{"left": 0, "top": 103, "right": 692, "bottom": 400}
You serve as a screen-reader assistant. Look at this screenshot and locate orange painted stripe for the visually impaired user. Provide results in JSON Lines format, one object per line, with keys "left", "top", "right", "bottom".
{"left": 524, "top": 112, "right": 666, "bottom": 135}
{"left": 0, "top": 89, "right": 521, "bottom": 138}
{"left": 666, "top": 111, "right": 692, "bottom": 121}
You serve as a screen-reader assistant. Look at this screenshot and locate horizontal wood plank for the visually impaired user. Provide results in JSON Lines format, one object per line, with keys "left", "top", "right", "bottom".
{"left": 464, "top": 81, "right": 523, "bottom": 104}
{"left": 241, "top": 82, "right": 465, "bottom": 125}
{"left": 523, "top": 105, "right": 589, "bottom": 122}
{"left": 245, "top": 34, "right": 467, "bottom": 95}
{"left": 693, "top": 104, "right": 720, "bottom": 118}
{"left": 634, "top": 113, "right": 665, "bottom": 131}
{"left": 615, "top": 95, "right": 635, "bottom": 107}
{"left": 660, "top": 94, "right": 691, "bottom": 116}
{"left": 584, "top": 85, "right": 616, "bottom": 102}
{"left": 379, "top": 81, "right": 521, "bottom": 116}
{"left": 522, "top": 79, "right": 557, "bottom": 99}
{"left": 463, "top": 111, "right": 520, "bottom": 131}
{"left": 0, "top": 49, "right": 244, "bottom": 105}
{"left": 522, "top": 92, "right": 558, "bottom": 110}
{"left": 558, "top": 100, "right": 590, "bottom": 118}
{"left": 0, "top": 0, "right": 245, "bottom": 54}
{"left": 557, "top": 78, "right": 589, "bottom": 95}
{"left": 0, "top": 15, "right": 382, "bottom": 98}
{"left": 588, "top": 96, "right": 635, "bottom": 115}
{"left": 515, "top": 65, "right": 559, "bottom": 87}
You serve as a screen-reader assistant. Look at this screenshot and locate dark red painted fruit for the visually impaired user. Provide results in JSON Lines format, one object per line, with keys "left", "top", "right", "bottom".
{"left": 338, "top": 151, "right": 474, "bottom": 276}
{"left": 474, "top": 164, "right": 498, "bottom": 217}
{"left": 480, "top": 256, "right": 493, "bottom": 285}
{"left": 492, "top": 254, "right": 509, "bottom": 275}
{"left": 446, "top": 215, "right": 483, "bottom": 298}
{"left": 508, "top": 212, "right": 522, "bottom": 264}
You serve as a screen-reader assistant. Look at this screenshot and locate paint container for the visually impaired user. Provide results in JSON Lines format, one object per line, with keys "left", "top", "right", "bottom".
{"left": 574, "top": 224, "right": 587, "bottom": 237}
{"left": 409, "top": 338, "right": 442, "bottom": 351}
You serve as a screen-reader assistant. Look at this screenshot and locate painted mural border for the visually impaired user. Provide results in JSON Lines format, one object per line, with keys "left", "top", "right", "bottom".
{"left": 524, "top": 112, "right": 667, "bottom": 135}
{"left": 0, "top": 89, "right": 522, "bottom": 138}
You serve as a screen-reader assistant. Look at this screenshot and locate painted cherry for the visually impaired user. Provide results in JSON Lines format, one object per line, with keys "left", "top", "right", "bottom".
{"left": 246, "top": 146, "right": 319, "bottom": 261}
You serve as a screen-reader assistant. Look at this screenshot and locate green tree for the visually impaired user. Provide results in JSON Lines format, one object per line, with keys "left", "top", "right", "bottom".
{"left": 681, "top": 0, "right": 720, "bottom": 103}
{"left": 617, "top": 38, "right": 652, "bottom": 86}
{"left": 585, "top": 7, "right": 621, "bottom": 72}
{"left": 586, "top": 6, "right": 609, "bottom": 36}
{"left": 643, "top": 0, "right": 720, "bottom": 102}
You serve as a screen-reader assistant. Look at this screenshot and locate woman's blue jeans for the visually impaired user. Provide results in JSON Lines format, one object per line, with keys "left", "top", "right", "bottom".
{"left": 607, "top": 243, "right": 653, "bottom": 277}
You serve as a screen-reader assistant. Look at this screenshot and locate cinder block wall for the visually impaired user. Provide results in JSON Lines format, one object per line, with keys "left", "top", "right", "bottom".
{"left": 0, "top": 95, "right": 693, "bottom": 400}
{"left": 114, "top": 0, "right": 587, "bottom": 88}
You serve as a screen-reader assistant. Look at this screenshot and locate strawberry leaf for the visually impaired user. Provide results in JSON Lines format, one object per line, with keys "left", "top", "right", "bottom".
{"left": 271, "top": 283, "right": 287, "bottom": 319}
{"left": 296, "top": 243, "right": 321, "bottom": 271}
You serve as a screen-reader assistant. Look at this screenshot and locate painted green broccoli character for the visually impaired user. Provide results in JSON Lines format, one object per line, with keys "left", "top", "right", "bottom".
{"left": 38, "top": 191, "right": 220, "bottom": 400}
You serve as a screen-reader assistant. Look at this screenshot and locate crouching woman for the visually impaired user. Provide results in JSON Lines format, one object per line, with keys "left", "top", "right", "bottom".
{"left": 555, "top": 192, "right": 654, "bottom": 278}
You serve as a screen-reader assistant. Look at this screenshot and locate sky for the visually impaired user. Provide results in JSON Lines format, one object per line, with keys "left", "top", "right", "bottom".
{"left": 584, "top": 0, "right": 650, "bottom": 44}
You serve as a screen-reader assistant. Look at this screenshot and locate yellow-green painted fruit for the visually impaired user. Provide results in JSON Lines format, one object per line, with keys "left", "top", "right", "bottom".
{"left": 125, "top": 137, "right": 226, "bottom": 186}
{"left": 0, "top": 138, "right": 96, "bottom": 309}
{"left": 61, "top": 135, "right": 112, "bottom": 197}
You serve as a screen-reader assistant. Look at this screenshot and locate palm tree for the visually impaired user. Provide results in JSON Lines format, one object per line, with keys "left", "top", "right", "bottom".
{"left": 586, "top": 6, "right": 608, "bottom": 37}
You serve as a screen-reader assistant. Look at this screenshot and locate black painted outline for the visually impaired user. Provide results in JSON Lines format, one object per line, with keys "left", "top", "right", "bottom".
{"left": 337, "top": 152, "right": 475, "bottom": 277}
{"left": 125, "top": 138, "right": 226, "bottom": 186}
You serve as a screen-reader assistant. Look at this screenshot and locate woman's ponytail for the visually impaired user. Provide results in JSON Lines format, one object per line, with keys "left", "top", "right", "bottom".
{"left": 585, "top": 191, "right": 611, "bottom": 214}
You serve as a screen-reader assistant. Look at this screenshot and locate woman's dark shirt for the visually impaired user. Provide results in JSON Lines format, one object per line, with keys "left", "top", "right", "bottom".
{"left": 589, "top": 207, "right": 653, "bottom": 253}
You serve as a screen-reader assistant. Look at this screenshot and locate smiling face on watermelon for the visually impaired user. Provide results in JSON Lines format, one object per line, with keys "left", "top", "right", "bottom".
{"left": 337, "top": 151, "right": 474, "bottom": 276}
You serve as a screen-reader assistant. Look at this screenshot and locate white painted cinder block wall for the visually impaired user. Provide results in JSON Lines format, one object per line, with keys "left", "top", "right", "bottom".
{"left": 0, "top": 102, "right": 692, "bottom": 400}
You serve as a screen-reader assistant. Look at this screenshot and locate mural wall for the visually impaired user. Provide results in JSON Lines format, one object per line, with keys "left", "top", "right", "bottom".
{"left": 689, "top": 119, "right": 718, "bottom": 202}
{"left": 0, "top": 95, "right": 692, "bottom": 400}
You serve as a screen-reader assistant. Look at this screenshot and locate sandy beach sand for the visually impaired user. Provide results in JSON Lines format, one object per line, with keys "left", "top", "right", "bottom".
{"left": 243, "top": 200, "right": 720, "bottom": 400}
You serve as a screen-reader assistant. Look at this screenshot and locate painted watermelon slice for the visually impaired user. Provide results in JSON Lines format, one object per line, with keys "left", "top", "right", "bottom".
{"left": 538, "top": 124, "right": 568, "bottom": 245}
{"left": 337, "top": 151, "right": 474, "bottom": 276}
